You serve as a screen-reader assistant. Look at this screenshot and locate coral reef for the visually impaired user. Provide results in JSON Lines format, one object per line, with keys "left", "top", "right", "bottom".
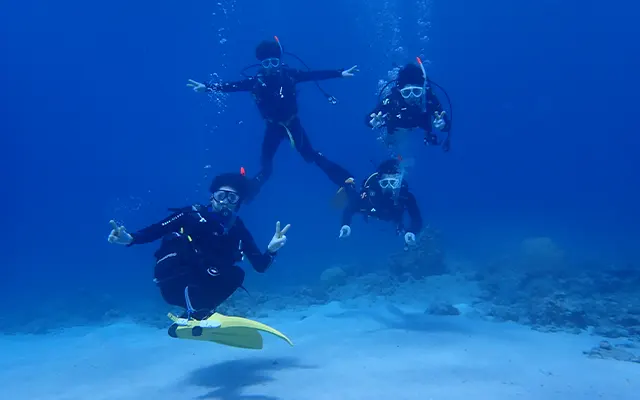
{"left": 474, "top": 266, "right": 640, "bottom": 339}
{"left": 583, "top": 340, "right": 640, "bottom": 363}
{"left": 387, "top": 228, "right": 447, "bottom": 279}
{"left": 472, "top": 237, "right": 640, "bottom": 340}
{"left": 5, "top": 232, "right": 639, "bottom": 351}
{"left": 319, "top": 266, "right": 348, "bottom": 289}
{"left": 519, "top": 236, "right": 565, "bottom": 272}
{"left": 426, "top": 302, "right": 461, "bottom": 316}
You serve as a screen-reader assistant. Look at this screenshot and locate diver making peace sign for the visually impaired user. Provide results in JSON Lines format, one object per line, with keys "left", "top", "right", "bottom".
{"left": 107, "top": 171, "right": 291, "bottom": 322}
{"left": 367, "top": 59, "right": 452, "bottom": 153}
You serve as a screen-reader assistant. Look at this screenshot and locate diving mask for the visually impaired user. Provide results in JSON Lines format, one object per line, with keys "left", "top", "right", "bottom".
{"left": 379, "top": 175, "right": 402, "bottom": 190}
{"left": 261, "top": 58, "right": 281, "bottom": 69}
{"left": 212, "top": 189, "right": 240, "bottom": 205}
{"left": 400, "top": 85, "right": 424, "bottom": 99}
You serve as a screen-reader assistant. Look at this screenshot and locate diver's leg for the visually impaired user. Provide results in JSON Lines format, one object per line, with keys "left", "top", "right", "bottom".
{"left": 187, "top": 266, "right": 246, "bottom": 315}
{"left": 314, "top": 153, "right": 355, "bottom": 187}
{"left": 249, "top": 123, "right": 283, "bottom": 199}
{"left": 290, "top": 118, "right": 354, "bottom": 187}
{"left": 157, "top": 274, "right": 191, "bottom": 309}
{"left": 154, "top": 235, "right": 194, "bottom": 309}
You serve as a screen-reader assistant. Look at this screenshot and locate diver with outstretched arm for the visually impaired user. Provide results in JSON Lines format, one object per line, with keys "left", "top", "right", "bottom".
{"left": 187, "top": 37, "right": 358, "bottom": 200}
{"left": 367, "top": 60, "right": 452, "bottom": 152}
{"left": 338, "top": 159, "right": 423, "bottom": 248}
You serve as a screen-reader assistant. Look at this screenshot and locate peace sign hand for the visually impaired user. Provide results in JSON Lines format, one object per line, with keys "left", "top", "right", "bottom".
{"left": 108, "top": 220, "right": 134, "bottom": 245}
{"left": 369, "top": 111, "right": 387, "bottom": 129}
{"left": 341, "top": 65, "right": 359, "bottom": 78}
{"left": 186, "top": 79, "right": 207, "bottom": 93}
{"left": 268, "top": 221, "right": 291, "bottom": 253}
{"left": 433, "top": 111, "right": 447, "bottom": 130}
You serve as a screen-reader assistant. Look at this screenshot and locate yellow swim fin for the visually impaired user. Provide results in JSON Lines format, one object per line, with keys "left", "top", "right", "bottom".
{"left": 167, "top": 312, "right": 293, "bottom": 350}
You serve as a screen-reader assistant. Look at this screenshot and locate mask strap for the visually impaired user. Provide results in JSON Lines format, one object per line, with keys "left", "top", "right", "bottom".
{"left": 416, "top": 57, "right": 428, "bottom": 112}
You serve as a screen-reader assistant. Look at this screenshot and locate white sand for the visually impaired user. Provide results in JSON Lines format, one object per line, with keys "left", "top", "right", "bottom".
{"left": 1, "top": 300, "right": 638, "bottom": 400}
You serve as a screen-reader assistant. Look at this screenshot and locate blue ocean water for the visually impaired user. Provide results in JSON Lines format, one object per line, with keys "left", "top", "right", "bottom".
{"left": 1, "top": 0, "right": 639, "bottom": 336}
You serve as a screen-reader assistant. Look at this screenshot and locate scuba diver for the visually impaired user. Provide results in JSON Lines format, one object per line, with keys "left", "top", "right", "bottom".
{"left": 338, "top": 159, "right": 422, "bottom": 248}
{"left": 366, "top": 59, "right": 452, "bottom": 152}
{"left": 187, "top": 37, "right": 359, "bottom": 200}
{"left": 107, "top": 171, "right": 291, "bottom": 322}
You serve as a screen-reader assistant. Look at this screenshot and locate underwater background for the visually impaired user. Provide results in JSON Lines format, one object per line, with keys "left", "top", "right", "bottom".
{"left": 1, "top": 0, "right": 639, "bottom": 334}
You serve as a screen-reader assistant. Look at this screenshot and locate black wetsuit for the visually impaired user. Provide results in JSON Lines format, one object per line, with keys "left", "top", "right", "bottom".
{"left": 127, "top": 204, "right": 275, "bottom": 313}
{"left": 366, "top": 86, "right": 451, "bottom": 147}
{"left": 206, "top": 67, "right": 352, "bottom": 195}
{"left": 342, "top": 174, "right": 423, "bottom": 235}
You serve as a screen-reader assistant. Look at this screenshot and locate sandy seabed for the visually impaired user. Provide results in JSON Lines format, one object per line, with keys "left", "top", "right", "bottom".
{"left": 1, "top": 300, "right": 638, "bottom": 400}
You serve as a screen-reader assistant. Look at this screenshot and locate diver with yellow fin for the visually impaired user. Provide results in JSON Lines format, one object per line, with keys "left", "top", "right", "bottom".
{"left": 107, "top": 171, "right": 293, "bottom": 349}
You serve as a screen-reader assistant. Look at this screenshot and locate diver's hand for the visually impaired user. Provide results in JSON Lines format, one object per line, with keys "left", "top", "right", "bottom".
{"left": 268, "top": 221, "right": 291, "bottom": 253}
{"left": 342, "top": 65, "right": 359, "bottom": 78}
{"left": 186, "top": 79, "right": 207, "bottom": 93}
{"left": 108, "top": 220, "right": 133, "bottom": 245}
{"left": 339, "top": 225, "right": 351, "bottom": 239}
{"left": 433, "top": 111, "right": 447, "bottom": 130}
{"left": 404, "top": 232, "right": 416, "bottom": 246}
{"left": 369, "top": 111, "right": 387, "bottom": 129}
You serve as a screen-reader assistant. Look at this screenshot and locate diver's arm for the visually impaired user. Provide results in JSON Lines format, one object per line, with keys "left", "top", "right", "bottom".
{"left": 405, "top": 192, "right": 423, "bottom": 234}
{"left": 292, "top": 68, "right": 343, "bottom": 83}
{"left": 341, "top": 199, "right": 360, "bottom": 227}
{"left": 128, "top": 210, "right": 191, "bottom": 246}
{"left": 236, "top": 219, "right": 276, "bottom": 273}
{"left": 205, "top": 78, "right": 255, "bottom": 93}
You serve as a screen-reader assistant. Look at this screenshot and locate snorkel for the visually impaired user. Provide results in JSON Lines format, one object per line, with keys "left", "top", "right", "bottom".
{"left": 416, "top": 56, "right": 454, "bottom": 148}
{"left": 416, "top": 56, "right": 428, "bottom": 112}
{"left": 274, "top": 35, "right": 283, "bottom": 56}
